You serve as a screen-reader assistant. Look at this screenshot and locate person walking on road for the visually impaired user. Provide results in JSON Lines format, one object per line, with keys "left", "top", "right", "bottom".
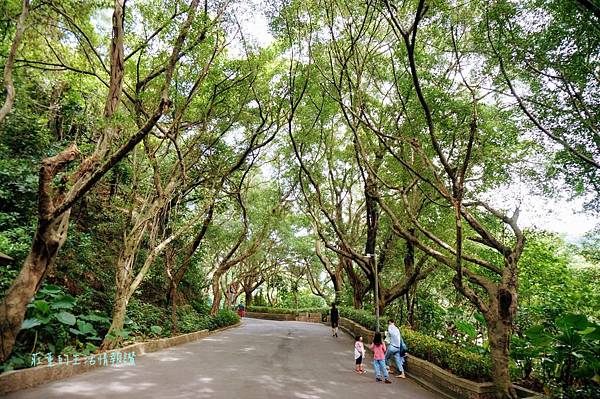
{"left": 370, "top": 332, "right": 391, "bottom": 384}
{"left": 237, "top": 303, "right": 245, "bottom": 318}
{"left": 330, "top": 303, "right": 339, "bottom": 337}
{"left": 385, "top": 319, "right": 406, "bottom": 378}
{"left": 354, "top": 335, "right": 366, "bottom": 374}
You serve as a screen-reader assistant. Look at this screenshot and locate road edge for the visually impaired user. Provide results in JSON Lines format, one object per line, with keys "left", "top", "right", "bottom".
{"left": 0, "top": 322, "right": 241, "bottom": 395}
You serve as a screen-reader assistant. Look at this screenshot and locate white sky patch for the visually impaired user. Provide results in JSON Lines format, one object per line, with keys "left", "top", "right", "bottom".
{"left": 483, "top": 182, "right": 598, "bottom": 242}
{"left": 91, "top": 8, "right": 112, "bottom": 37}
{"left": 227, "top": 0, "right": 275, "bottom": 59}
{"left": 222, "top": 125, "right": 246, "bottom": 149}
{"left": 260, "top": 162, "right": 275, "bottom": 180}
{"left": 294, "top": 227, "right": 310, "bottom": 238}
{"left": 519, "top": 197, "right": 597, "bottom": 242}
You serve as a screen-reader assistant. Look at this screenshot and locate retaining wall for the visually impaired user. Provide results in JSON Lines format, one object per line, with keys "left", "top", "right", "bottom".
{"left": 246, "top": 311, "right": 322, "bottom": 323}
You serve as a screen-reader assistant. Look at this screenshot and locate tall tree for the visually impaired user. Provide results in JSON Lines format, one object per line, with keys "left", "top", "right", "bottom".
{"left": 0, "top": 0, "right": 202, "bottom": 363}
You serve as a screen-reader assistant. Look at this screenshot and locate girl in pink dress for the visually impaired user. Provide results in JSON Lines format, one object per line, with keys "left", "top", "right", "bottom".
{"left": 369, "top": 332, "right": 391, "bottom": 383}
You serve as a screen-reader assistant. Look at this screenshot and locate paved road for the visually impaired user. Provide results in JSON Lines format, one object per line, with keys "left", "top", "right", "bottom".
{"left": 5, "top": 318, "right": 441, "bottom": 399}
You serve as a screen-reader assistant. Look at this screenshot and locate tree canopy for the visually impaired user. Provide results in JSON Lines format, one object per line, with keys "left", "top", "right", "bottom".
{"left": 0, "top": 0, "right": 598, "bottom": 398}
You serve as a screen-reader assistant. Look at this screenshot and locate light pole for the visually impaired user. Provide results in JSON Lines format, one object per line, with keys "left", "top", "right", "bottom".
{"left": 367, "top": 253, "right": 379, "bottom": 332}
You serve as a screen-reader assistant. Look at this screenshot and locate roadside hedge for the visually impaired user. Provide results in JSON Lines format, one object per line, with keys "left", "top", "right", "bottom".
{"left": 249, "top": 305, "right": 492, "bottom": 382}
{"left": 177, "top": 306, "right": 239, "bottom": 333}
{"left": 210, "top": 309, "right": 240, "bottom": 330}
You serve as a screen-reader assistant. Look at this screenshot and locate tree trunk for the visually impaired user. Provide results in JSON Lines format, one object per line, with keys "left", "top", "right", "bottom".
{"left": 102, "top": 286, "right": 129, "bottom": 350}
{"left": 488, "top": 318, "right": 518, "bottom": 399}
{"left": 406, "top": 287, "right": 417, "bottom": 327}
{"left": 0, "top": 0, "right": 30, "bottom": 125}
{"left": 378, "top": 298, "right": 386, "bottom": 318}
{"left": 210, "top": 276, "right": 222, "bottom": 315}
{"left": 345, "top": 260, "right": 368, "bottom": 309}
{"left": 352, "top": 287, "right": 364, "bottom": 309}
{"left": 170, "top": 280, "right": 179, "bottom": 335}
{"left": 101, "top": 224, "right": 145, "bottom": 350}
{"left": 333, "top": 259, "right": 345, "bottom": 304}
{"left": 245, "top": 290, "right": 253, "bottom": 306}
{"left": 0, "top": 213, "right": 70, "bottom": 362}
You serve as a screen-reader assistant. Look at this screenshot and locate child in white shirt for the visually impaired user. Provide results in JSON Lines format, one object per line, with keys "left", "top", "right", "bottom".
{"left": 354, "top": 335, "right": 366, "bottom": 374}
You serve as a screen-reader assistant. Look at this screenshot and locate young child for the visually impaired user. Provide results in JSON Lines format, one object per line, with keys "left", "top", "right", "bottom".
{"left": 369, "top": 332, "right": 391, "bottom": 383}
{"left": 354, "top": 335, "right": 366, "bottom": 374}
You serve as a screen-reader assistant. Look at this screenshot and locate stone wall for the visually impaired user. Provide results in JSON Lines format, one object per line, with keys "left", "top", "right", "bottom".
{"left": 246, "top": 312, "right": 323, "bottom": 323}
{"left": 296, "top": 312, "right": 322, "bottom": 323}
{"left": 245, "top": 312, "right": 296, "bottom": 321}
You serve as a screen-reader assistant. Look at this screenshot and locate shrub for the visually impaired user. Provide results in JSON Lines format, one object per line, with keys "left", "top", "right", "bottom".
{"left": 210, "top": 309, "right": 240, "bottom": 330}
{"left": 177, "top": 305, "right": 212, "bottom": 333}
{"left": 339, "top": 307, "right": 378, "bottom": 331}
{"left": 176, "top": 307, "right": 240, "bottom": 332}
{"left": 126, "top": 298, "right": 170, "bottom": 336}
{"left": 402, "top": 327, "right": 492, "bottom": 381}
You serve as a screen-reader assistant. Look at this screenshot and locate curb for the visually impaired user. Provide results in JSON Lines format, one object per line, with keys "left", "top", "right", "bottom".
{"left": 0, "top": 322, "right": 241, "bottom": 395}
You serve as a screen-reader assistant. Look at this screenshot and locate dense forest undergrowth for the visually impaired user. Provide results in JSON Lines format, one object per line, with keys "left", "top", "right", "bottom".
{"left": 1, "top": 0, "right": 599, "bottom": 398}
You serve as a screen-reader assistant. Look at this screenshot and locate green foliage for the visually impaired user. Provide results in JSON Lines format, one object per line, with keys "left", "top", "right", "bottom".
{"left": 275, "top": 288, "right": 328, "bottom": 309}
{"left": 402, "top": 327, "right": 492, "bottom": 382}
{"left": 176, "top": 307, "right": 239, "bottom": 333}
{"left": 125, "top": 298, "right": 170, "bottom": 337}
{"left": 176, "top": 305, "right": 211, "bottom": 333}
{"left": 512, "top": 313, "right": 600, "bottom": 398}
{"left": 339, "top": 307, "right": 378, "bottom": 332}
{"left": 1, "top": 284, "right": 108, "bottom": 372}
{"left": 150, "top": 326, "right": 163, "bottom": 336}
{"left": 209, "top": 309, "right": 240, "bottom": 330}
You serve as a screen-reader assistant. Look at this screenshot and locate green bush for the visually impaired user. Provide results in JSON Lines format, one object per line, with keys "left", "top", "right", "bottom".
{"left": 126, "top": 298, "right": 170, "bottom": 336}
{"left": 210, "top": 309, "right": 240, "bottom": 330}
{"left": 1, "top": 284, "right": 108, "bottom": 372}
{"left": 339, "top": 307, "right": 378, "bottom": 331}
{"left": 177, "top": 305, "right": 212, "bottom": 333}
{"left": 402, "top": 328, "right": 492, "bottom": 381}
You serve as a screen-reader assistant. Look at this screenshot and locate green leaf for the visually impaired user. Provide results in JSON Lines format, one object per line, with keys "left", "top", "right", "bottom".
{"left": 39, "top": 284, "right": 62, "bottom": 295}
{"left": 80, "top": 313, "right": 109, "bottom": 323}
{"left": 32, "top": 300, "right": 50, "bottom": 314}
{"left": 150, "top": 325, "right": 162, "bottom": 335}
{"left": 50, "top": 294, "right": 76, "bottom": 310}
{"left": 577, "top": 326, "right": 596, "bottom": 335}
{"left": 456, "top": 321, "right": 477, "bottom": 338}
{"left": 55, "top": 311, "right": 76, "bottom": 326}
{"left": 109, "top": 328, "right": 131, "bottom": 339}
{"left": 76, "top": 320, "right": 95, "bottom": 335}
{"left": 556, "top": 313, "right": 589, "bottom": 331}
{"left": 474, "top": 313, "right": 486, "bottom": 325}
{"left": 21, "top": 318, "right": 42, "bottom": 330}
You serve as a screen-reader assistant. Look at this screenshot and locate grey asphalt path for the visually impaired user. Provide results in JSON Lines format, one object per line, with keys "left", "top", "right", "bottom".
{"left": 5, "top": 318, "right": 441, "bottom": 399}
